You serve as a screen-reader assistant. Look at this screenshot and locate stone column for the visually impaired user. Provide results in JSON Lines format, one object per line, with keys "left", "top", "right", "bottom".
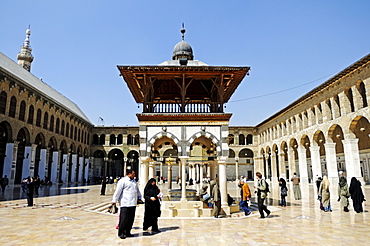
{"left": 297, "top": 146, "right": 309, "bottom": 184}
{"left": 139, "top": 156, "right": 149, "bottom": 192}
{"left": 199, "top": 164, "right": 204, "bottom": 191}
{"left": 148, "top": 161, "right": 155, "bottom": 179}
{"left": 39, "top": 148, "right": 47, "bottom": 180}
{"left": 61, "top": 154, "right": 68, "bottom": 183}
{"left": 179, "top": 156, "right": 188, "bottom": 201}
{"left": 324, "top": 143, "right": 339, "bottom": 185}
{"left": 310, "top": 145, "right": 322, "bottom": 180}
{"left": 287, "top": 148, "right": 296, "bottom": 178}
{"left": 84, "top": 158, "right": 90, "bottom": 182}
{"left": 351, "top": 85, "right": 362, "bottom": 110}
{"left": 71, "top": 154, "right": 77, "bottom": 182}
{"left": 4, "top": 142, "right": 17, "bottom": 185}
{"left": 270, "top": 153, "right": 278, "bottom": 183}
{"left": 167, "top": 163, "right": 172, "bottom": 190}
{"left": 218, "top": 157, "right": 229, "bottom": 214}
{"left": 50, "top": 151, "right": 59, "bottom": 183}
{"left": 235, "top": 157, "right": 239, "bottom": 181}
{"left": 22, "top": 146, "right": 32, "bottom": 180}
{"left": 159, "top": 161, "right": 163, "bottom": 183}
{"left": 78, "top": 156, "right": 84, "bottom": 182}
{"left": 278, "top": 153, "right": 286, "bottom": 180}
{"left": 342, "top": 138, "right": 362, "bottom": 181}
{"left": 29, "top": 144, "right": 37, "bottom": 178}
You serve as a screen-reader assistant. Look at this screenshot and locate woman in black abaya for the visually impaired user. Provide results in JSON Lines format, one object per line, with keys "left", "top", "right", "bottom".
{"left": 143, "top": 178, "right": 161, "bottom": 233}
{"left": 349, "top": 177, "right": 365, "bottom": 213}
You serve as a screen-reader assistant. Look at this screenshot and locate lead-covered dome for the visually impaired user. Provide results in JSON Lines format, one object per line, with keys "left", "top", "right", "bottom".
{"left": 172, "top": 26, "right": 194, "bottom": 60}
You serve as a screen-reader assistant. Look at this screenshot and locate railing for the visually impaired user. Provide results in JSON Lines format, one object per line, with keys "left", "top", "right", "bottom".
{"left": 143, "top": 103, "right": 224, "bottom": 113}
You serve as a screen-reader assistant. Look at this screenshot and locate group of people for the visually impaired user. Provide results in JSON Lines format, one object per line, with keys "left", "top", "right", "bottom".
{"left": 111, "top": 170, "right": 162, "bottom": 239}
{"left": 237, "top": 173, "right": 271, "bottom": 219}
{"left": 110, "top": 170, "right": 366, "bottom": 240}
{"left": 316, "top": 175, "right": 366, "bottom": 213}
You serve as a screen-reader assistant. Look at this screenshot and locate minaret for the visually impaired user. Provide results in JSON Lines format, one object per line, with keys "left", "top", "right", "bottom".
{"left": 17, "top": 26, "right": 34, "bottom": 72}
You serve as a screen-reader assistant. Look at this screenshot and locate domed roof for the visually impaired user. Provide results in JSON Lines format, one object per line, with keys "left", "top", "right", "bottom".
{"left": 172, "top": 25, "right": 194, "bottom": 61}
{"left": 172, "top": 40, "right": 193, "bottom": 60}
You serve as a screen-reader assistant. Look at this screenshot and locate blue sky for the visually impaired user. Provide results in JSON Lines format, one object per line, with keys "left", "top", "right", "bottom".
{"left": 1, "top": 1, "right": 369, "bottom": 126}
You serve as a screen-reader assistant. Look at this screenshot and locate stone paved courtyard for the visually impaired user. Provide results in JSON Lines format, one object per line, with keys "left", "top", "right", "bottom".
{"left": 0, "top": 181, "right": 368, "bottom": 245}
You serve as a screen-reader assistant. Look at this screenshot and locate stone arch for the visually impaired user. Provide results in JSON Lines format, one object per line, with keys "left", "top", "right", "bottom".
{"left": 15, "top": 127, "right": 29, "bottom": 183}
{"left": 328, "top": 124, "right": 345, "bottom": 172}
{"left": 108, "top": 148, "right": 124, "bottom": 177}
{"left": 246, "top": 134, "right": 253, "bottom": 145}
{"left": 239, "top": 134, "right": 245, "bottom": 145}
{"left": 127, "top": 150, "right": 139, "bottom": 178}
{"left": 350, "top": 116, "right": 370, "bottom": 151}
{"left": 229, "top": 149, "right": 235, "bottom": 158}
{"left": 239, "top": 148, "right": 254, "bottom": 158}
{"left": 187, "top": 131, "right": 220, "bottom": 156}
{"left": 59, "top": 140, "right": 68, "bottom": 154}
{"left": 93, "top": 149, "right": 106, "bottom": 158}
{"left": 149, "top": 133, "right": 179, "bottom": 159}
{"left": 34, "top": 132, "right": 46, "bottom": 148}
{"left": 0, "top": 121, "right": 11, "bottom": 177}
{"left": 0, "top": 121, "right": 12, "bottom": 142}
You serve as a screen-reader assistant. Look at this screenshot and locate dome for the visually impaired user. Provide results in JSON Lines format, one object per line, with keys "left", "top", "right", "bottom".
{"left": 172, "top": 40, "right": 194, "bottom": 60}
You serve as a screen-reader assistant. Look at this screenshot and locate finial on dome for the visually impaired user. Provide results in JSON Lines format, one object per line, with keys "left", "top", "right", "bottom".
{"left": 181, "top": 23, "right": 186, "bottom": 40}
{"left": 24, "top": 25, "right": 31, "bottom": 48}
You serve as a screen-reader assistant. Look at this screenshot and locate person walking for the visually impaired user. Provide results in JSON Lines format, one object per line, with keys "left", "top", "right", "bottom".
{"left": 143, "top": 178, "right": 162, "bottom": 233}
{"left": 279, "top": 178, "right": 288, "bottom": 207}
{"left": 26, "top": 177, "right": 35, "bottom": 207}
{"left": 210, "top": 180, "right": 221, "bottom": 218}
{"left": 1, "top": 175, "right": 9, "bottom": 193}
{"left": 255, "top": 172, "right": 271, "bottom": 219}
{"left": 337, "top": 177, "right": 350, "bottom": 212}
{"left": 319, "top": 176, "right": 332, "bottom": 212}
{"left": 100, "top": 177, "right": 107, "bottom": 195}
{"left": 111, "top": 170, "right": 142, "bottom": 239}
{"left": 291, "top": 173, "right": 301, "bottom": 200}
{"left": 239, "top": 180, "right": 251, "bottom": 216}
{"left": 349, "top": 177, "right": 366, "bottom": 213}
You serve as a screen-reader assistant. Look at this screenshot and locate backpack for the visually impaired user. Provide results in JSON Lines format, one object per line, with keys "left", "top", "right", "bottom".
{"left": 263, "top": 179, "right": 270, "bottom": 193}
{"left": 265, "top": 180, "right": 270, "bottom": 193}
{"left": 281, "top": 187, "right": 287, "bottom": 196}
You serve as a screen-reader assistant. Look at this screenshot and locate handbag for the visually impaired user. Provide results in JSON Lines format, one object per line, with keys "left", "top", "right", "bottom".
{"left": 108, "top": 203, "right": 118, "bottom": 214}
{"left": 203, "top": 193, "right": 210, "bottom": 200}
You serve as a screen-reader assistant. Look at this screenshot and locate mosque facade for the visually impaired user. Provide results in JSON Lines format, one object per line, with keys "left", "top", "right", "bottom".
{"left": 1, "top": 27, "right": 369, "bottom": 212}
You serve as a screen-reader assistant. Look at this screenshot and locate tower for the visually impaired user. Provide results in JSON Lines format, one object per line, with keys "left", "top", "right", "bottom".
{"left": 17, "top": 26, "right": 34, "bottom": 72}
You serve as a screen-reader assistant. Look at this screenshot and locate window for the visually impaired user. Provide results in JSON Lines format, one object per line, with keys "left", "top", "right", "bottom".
{"left": 19, "top": 101, "right": 26, "bottom": 121}
{"left": 9, "top": 96, "right": 16, "bottom": 118}
{"left": 55, "top": 118, "right": 60, "bottom": 134}
{"left": 61, "top": 120, "right": 65, "bottom": 135}
{"left": 36, "top": 109, "right": 42, "bottom": 127}
{"left": 43, "top": 112, "right": 48, "bottom": 129}
{"left": 27, "top": 105, "right": 34, "bottom": 124}
{"left": 66, "top": 123, "right": 69, "bottom": 137}
{"left": 0, "top": 91, "right": 7, "bottom": 114}
{"left": 49, "top": 115, "right": 54, "bottom": 132}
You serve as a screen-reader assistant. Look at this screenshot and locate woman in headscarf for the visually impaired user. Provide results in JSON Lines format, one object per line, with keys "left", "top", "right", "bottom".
{"left": 349, "top": 177, "right": 365, "bottom": 213}
{"left": 337, "top": 177, "right": 350, "bottom": 212}
{"left": 143, "top": 178, "right": 161, "bottom": 233}
{"left": 279, "top": 178, "right": 288, "bottom": 207}
{"left": 319, "top": 176, "right": 332, "bottom": 212}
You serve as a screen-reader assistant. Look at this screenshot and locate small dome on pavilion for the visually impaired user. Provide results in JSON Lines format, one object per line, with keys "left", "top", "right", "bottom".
{"left": 172, "top": 25, "right": 194, "bottom": 61}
